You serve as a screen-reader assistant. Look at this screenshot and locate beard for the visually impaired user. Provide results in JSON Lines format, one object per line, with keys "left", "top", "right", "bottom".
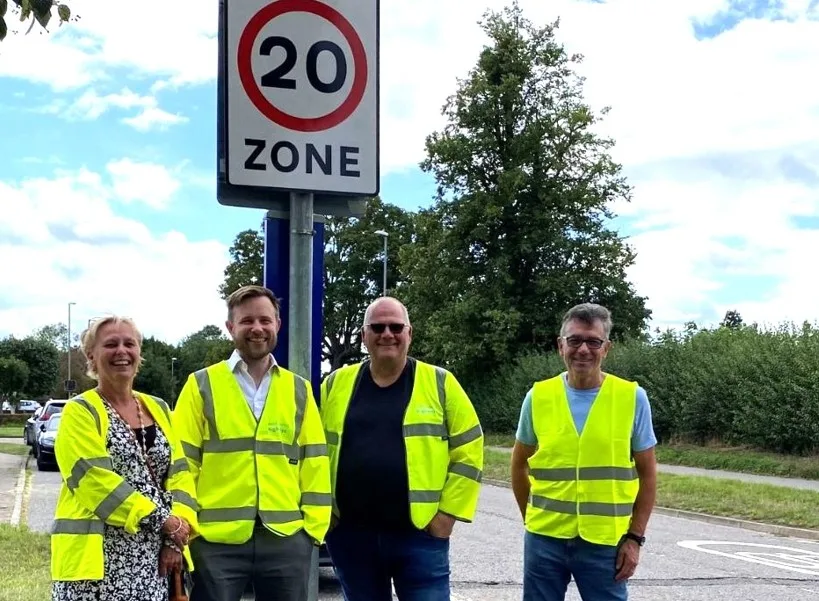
{"left": 237, "top": 335, "right": 276, "bottom": 360}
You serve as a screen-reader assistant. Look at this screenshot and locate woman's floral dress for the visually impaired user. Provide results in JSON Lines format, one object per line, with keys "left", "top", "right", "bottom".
{"left": 52, "top": 403, "right": 174, "bottom": 601}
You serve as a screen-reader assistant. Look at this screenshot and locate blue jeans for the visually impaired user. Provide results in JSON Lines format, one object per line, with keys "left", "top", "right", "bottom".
{"left": 523, "top": 532, "right": 628, "bottom": 601}
{"left": 325, "top": 522, "right": 450, "bottom": 601}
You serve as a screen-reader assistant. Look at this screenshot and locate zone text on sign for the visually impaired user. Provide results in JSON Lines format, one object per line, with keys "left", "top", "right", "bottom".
{"left": 225, "top": 0, "right": 378, "bottom": 195}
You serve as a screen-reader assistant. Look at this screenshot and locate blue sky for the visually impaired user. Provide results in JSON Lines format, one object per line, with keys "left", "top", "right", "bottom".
{"left": 1, "top": 0, "right": 818, "bottom": 343}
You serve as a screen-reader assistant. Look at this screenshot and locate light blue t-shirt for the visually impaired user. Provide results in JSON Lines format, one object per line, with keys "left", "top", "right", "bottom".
{"left": 516, "top": 373, "right": 657, "bottom": 452}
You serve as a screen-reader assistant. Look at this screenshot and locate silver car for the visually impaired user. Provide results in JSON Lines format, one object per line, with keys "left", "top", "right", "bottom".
{"left": 35, "top": 413, "right": 62, "bottom": 471}
{"left": 25, "top": 400, "right": 66, "bottom": 445}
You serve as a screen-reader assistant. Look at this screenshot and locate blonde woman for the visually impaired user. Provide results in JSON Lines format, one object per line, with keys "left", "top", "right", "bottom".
{"left": 51, "top": 315, "right": 199, "bottom": 601}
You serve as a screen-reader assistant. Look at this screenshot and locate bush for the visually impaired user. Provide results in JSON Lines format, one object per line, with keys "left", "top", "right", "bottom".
{"left": 472, "top": 321, "right": 819, "bottom": 455}
{"left": 0, "top": 415, "right": 30, "bottom": 427}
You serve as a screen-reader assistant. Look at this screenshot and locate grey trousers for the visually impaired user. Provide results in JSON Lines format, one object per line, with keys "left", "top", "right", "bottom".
{"left": 189, "top": 526, "right": 315, "bottom": 601}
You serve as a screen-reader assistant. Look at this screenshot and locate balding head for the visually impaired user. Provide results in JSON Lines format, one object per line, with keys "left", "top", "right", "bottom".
{"left": 363, "top": 296, "right": 410, "bottom": 327}
{"left": 362, "top": 296, "right": 412, "bottom": 370}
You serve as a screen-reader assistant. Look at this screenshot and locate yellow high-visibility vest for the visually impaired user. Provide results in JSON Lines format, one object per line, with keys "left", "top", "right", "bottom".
{"left": 320, "top": 358, "right": 484, "bottom": 528}
{"left": 51, "top": 390, "right": 199, "bottom": 581}
{"left": 172, "top": 361, "right": 332, "bottom": 545}
{"left": 525, "top": 373, "right": 640, "bottom": 546}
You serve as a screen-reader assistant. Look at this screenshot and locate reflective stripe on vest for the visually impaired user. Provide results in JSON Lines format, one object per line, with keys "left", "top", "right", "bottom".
{"left": 190, "top": 364, "right": 330, "bottom": 541}
{"left": 194, "top": 367, "right": 307, "bottom": 462}
{"left": 525, "top": 373, "right": 639, "bottom": 546}
{"left": 322, "top": 360, "right": 482, "bottom": 528}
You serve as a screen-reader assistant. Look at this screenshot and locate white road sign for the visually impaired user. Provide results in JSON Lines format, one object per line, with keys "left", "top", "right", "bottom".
{"left": 225, "top": 0, "right": 379, "bottom": 195}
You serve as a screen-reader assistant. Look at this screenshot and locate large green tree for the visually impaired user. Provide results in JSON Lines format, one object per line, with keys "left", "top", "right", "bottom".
{"left": 0, "top": 336, "right": 60, "bottom": 398}
{"left": 218, "top": 229, "right": 264, "bottom": 299}
{"left": 217, "top": 198, "right": 416, "bottom": 373}
{"left": 402, "top": 4, "right": 650, "bottom": 383}
{"left": 175, "top": 325, "right": 234, "bottom": 387}
{"left": 134, "top": 337, "right": 180, "bottom": 403}
{"left": 0, "top": 356, "right": 29, "bottom": 403}
{"left": 323, "top": 197, "right": 416, "bottom": 371}
{"left": 1, "top": 0, "right": 73, "bottom": 42}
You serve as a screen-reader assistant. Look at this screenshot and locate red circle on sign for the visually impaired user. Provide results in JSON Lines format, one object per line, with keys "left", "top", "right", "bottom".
{"left": 237, "top": 0, "right": 368, "bottom": 133}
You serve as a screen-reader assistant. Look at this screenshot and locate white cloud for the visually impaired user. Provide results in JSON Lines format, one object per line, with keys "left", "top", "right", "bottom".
{"left": 121, "top": 106, "right": 188, "bottom": 131}
{"left": 4, "top": 0, "right": 819, "bottom": 332}
{"left": 0, "top": 168, "right": 229, "bottom": 344}
{"left": 368, "top": 0, "right": 819, "bottom": 329}
{"left": 0, "top": 0, "right": 216, "bottom": 89}
{"left": 39, "top": 88, "right": 188, "bottom": 131}
{"left": 106, "top": 159, "right": 182, "bottom": 209}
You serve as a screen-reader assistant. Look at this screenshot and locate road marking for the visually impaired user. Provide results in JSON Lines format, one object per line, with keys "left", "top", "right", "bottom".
{"left": 678, "top": 540, "right": 819, "bottom": 576}
{"left": 9, "top": 454, "right": 28, "bottom": 526}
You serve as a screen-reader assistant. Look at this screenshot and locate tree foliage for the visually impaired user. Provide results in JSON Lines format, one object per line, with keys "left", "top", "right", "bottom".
{"left": 0, "top": 336, "right": 60, "bottom": 398}
{"left": 0, "top": 356, "right": 29, "bottom": 402}
{"left": 217, "top": 199, "right": 416, "bottom": 373}
{"left": 218, "top": 229, "right": 264, "bottom": 299}
{"left": 401, "top": 4, "right": 650, "bottom": 383}
{"left": 0, "top": 0, "right": 75, "bottom": 43}
{"left": 482, "top": 320, "right": 819, "bottom": 455}
{"left": 34, "top": 322, "right": 78, "bottom": 352}
{"left": 720, "top": 310, "right": 744, "bottom": 330}
{"left": 323, "top": 197, "right": 416, "bottom": 371}
{"left": 175, "top": 325, "right": 234, "bottom": 389}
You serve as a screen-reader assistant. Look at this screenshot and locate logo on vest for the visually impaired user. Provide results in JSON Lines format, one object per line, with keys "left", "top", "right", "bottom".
{"left": 266, "top": 423, "right": 292, "bottom": 437}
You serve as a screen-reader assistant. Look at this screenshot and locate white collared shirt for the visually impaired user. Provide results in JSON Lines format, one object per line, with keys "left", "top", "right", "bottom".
{"left": 227, "top": 349, "right": 278, "bottom": 420}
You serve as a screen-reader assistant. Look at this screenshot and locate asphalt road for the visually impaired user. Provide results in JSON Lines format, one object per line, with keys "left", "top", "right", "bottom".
{"left": 26, "top": 468, "right": 819, "bottom": 600}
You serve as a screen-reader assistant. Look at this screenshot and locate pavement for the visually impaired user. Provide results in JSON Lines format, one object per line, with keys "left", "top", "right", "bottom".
{"left": 6, "top": 449, "right": 819, "bottom": 599}
{"left": 0, "top": 451, "right": 26, "bottom": 524}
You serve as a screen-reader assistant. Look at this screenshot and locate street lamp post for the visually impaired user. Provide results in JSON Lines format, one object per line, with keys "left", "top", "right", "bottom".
{"left": 67, "top": 302, "right": 76, "bottom": 398}
{"left": 374, "top": 230, "right": 389, "bottom": 296}
{"left": 171, "top": 357, "right": 178, "bottom": 407}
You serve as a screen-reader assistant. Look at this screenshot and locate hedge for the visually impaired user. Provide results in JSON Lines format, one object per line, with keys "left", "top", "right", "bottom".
{"left": 0, "top": 415, "right": 32, "bottom": 427}
{"left": 468, "top": 322, "right": 819, "bottom": 455}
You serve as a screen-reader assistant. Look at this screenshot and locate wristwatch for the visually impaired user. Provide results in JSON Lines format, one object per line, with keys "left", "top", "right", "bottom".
{"left": 623, "top": 532, "right": 646, "bottom": 546}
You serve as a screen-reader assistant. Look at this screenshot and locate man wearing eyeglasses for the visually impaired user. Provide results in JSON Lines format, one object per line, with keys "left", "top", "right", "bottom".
{"left": 319, "top": 296, "right": 484, "bottom": 601}
{"left": 511, "top": 303, "right": 657, "bottom": 601}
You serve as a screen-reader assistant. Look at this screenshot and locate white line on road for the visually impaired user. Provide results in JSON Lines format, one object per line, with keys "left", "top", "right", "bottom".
{"left": 677, "top": 540, "right": 819, "bottom": 576}
{"left": 9, "top": 454, "right": 27, "bottom": 526}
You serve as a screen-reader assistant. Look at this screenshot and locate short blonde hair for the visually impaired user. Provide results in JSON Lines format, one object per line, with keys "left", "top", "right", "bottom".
{"left": 226, "top": 285, "right": 281, "bottom": 321}
{"left": 81, "top": 315, "right": 144, "bottom": 380}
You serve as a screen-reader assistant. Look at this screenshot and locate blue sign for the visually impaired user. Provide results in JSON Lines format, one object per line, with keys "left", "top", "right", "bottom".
{"left": 263, "top": 216, "right": 325, "bottom": 401}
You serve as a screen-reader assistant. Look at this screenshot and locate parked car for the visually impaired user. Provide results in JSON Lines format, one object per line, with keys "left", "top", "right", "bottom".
{"left": 25, "top": 399, "right": 67, "bottom": 446}
{"left": 35, "top": 413, "right": 61, "bottom": 471}
{"left": 1, "top": 401, "right": 11, "bottom": 414}
{"left": 16, "top": 400, "right": 41, "bottom": 413}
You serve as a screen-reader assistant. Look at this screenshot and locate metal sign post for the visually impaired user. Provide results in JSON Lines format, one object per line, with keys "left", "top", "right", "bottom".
{"left": 287, "top": 192, "right": 314, "bottom": 379}
{"left": 217, "top": 0, "right": 379, "bottom": 598}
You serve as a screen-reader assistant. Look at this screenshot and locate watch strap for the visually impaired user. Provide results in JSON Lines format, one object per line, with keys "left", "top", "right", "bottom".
{"left": 624, "top": 531, "right": 645, "bottom": 546}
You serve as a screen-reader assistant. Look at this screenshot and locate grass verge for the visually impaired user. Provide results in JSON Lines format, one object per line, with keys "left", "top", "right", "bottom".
{"left": 0, "top": 426, "right": 23, "bottom": 438}
{"left": 483, "top": 450, "right": 819, "bottom": 530}
{"left": 0, "top": 524, "right": 50, "bottom": 601}
{"left": 0, "top": 443, "right": 29, "bottom": 457}
{"left": 656, "top": 444, "right": 819, "bottom": 480}
{"left": 483, "top": 436, "right": 819, "bottom": 481}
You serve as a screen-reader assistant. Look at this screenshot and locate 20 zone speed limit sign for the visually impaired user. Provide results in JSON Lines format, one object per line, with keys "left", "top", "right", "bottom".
{"left": 226, "top": 0, "right": 379, "bottom": 196}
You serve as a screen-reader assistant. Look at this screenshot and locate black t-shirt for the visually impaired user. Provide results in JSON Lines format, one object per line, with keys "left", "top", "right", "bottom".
{"left": 335, "top": 361, "right": 415, "bottom": 531}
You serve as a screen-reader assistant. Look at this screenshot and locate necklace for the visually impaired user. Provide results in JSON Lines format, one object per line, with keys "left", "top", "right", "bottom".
{"left": 97, "top": 389, "right": 149, "bottom": 463}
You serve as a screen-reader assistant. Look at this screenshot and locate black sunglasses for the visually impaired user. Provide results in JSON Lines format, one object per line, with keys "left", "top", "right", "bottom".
{"left": 564, "top": 336, "right": 606, "bottom": 350}
{"left": 367, "top": 323, "right": 406, "bottom": 334}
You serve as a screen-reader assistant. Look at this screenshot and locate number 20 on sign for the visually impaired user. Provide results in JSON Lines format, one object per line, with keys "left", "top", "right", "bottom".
{"left": 226, "top": 0, "right": 379, "bottom": 196}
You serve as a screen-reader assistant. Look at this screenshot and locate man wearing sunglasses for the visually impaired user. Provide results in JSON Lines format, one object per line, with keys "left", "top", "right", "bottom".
{"left": 319, "top": 296, "right": 484, "bottom": 601}
{"left": 511, "top": 303, "right": 657, "bottom": 601}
